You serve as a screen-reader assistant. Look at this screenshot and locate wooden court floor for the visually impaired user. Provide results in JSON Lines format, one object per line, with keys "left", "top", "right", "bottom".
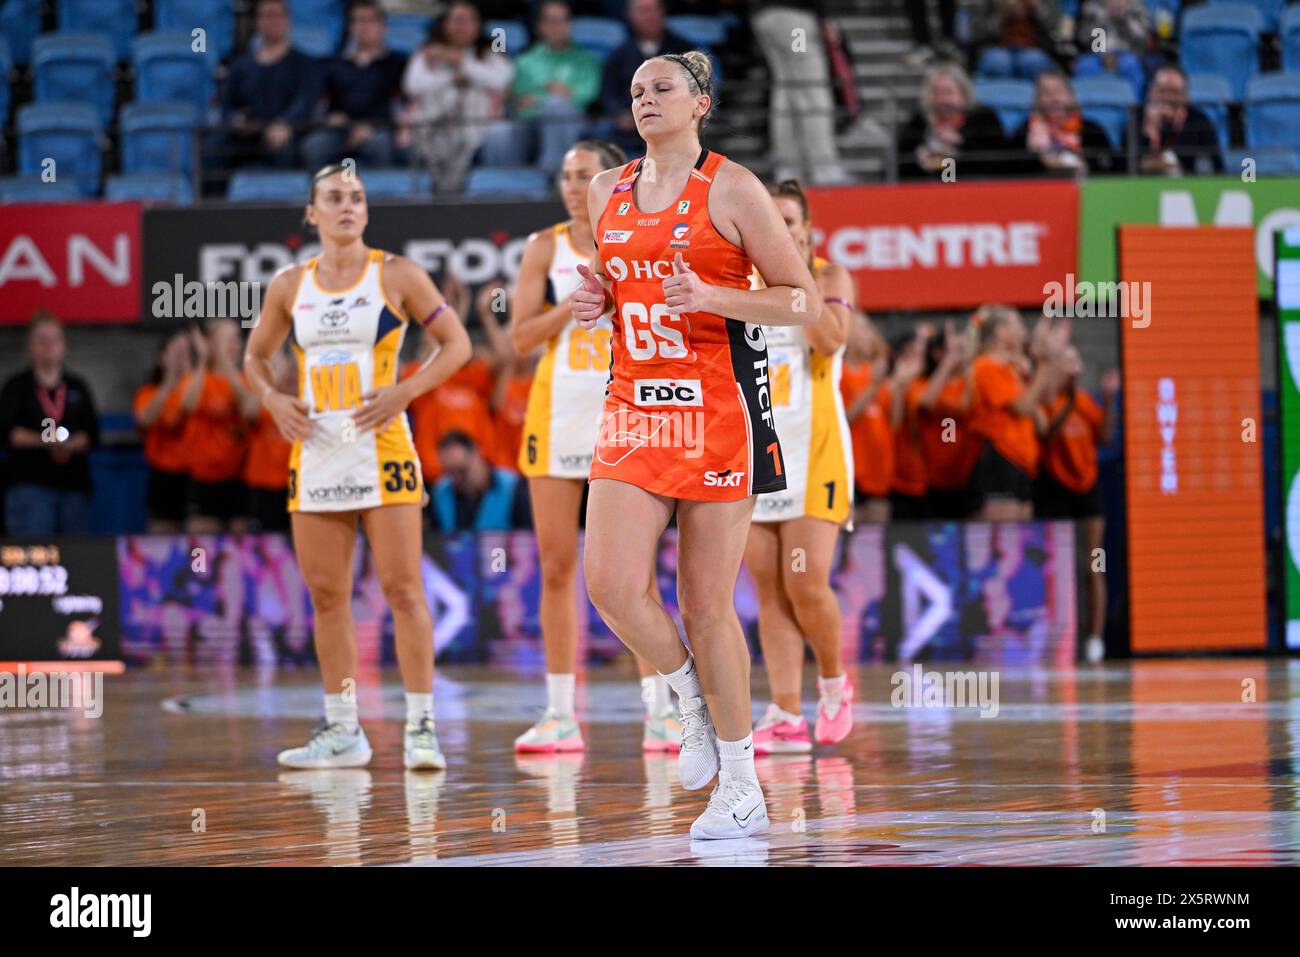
{"left": 1, "top": 659, "right": 1296, "bottom": 866}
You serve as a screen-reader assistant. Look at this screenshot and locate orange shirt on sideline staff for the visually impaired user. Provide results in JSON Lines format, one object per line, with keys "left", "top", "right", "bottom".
{"left": 892, "top": 379, "right": 928, "bottom": 497}
{"left": 840, "top": 360, "right": 895, "bottom": 498}
{"left": 180, "top": 371, "right": 248, "bottom": 483}
{"left": 134, "top": 382, "right": 188, "bottom": 474}
{"left": 914, "top": 375, "right": 982, "bottom": 492}
{"left": 243, "top": 406, "right": 292, "bottom": 490}
{"left": 970, "top": 354, "right": 1039, "bottom": 476}
{"left": 1040, "top": 390, "right": 1103, "bottom": 493}
{"left": 492, "top": 374, "right": 533, "bottom": 472}
{"left": 404, "top": 358, "right": 497, "bottom": 481}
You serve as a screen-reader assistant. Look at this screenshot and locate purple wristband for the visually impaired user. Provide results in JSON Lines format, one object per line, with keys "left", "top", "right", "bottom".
{"left": 420, "top": 302, "right": 449, "bottom": 328}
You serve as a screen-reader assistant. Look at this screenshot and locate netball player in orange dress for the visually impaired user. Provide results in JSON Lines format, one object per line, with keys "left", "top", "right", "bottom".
{"left": 245, "top": 165, "right": 471, "bottom": 771}
{"left": 572, "top": 51, "right": 822, "bottom": 840}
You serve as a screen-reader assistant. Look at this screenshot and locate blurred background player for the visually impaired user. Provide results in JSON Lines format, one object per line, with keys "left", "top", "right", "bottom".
{"left": 510, "top": 139, "right": 681, "bottom": 754}
{"left": 746, "top": 178, "right": 855, "bottom": 755}
{"left": 246, "top": 165, "right": 471, "bottom": 771}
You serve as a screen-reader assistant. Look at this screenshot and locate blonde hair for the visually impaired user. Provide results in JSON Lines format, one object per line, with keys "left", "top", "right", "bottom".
{"left": 922, "top": 62, "right": 973, "bottom": 114}
{"left": 657, "top": 50, "right": 715, "bottom": 130}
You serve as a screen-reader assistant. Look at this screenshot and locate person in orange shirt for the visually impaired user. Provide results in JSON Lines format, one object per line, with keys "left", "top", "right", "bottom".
{"left": 889, "top": 330, "right": 928, "bottom": 519}
{"left": 841, "top": 314, "right": 894, "bottom": 523}
{"left": 243, "top": 346, "right": 296, "bottom": 532}
{"left": 1035, "top": 346, "right": 1119, "bottom": 659}
{"left": 134, "top": 332, "right": 193, "bottom": 532}
{"left": 491, "top": 355, "right": 533, "bottom": 472}
{"left": 968, "top": 305, "right": 1069, "bottom": 520}
{"left": 914, "top": 321, "right": 980, "bottom": 519}
{"left": 181, "top": 320, "right": 260, "bottom": 533}
{"left": 405, "top": 328, "right": 498, "bottom": 483}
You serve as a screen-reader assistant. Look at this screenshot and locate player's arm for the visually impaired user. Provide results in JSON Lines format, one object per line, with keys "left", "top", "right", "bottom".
{"left": 572, "top": 169, "right": 620, "bottom": 327}
{"left": 510, "top": 228, "right": 572, "bottom": 354}
{"left": 694, "top": 162, "right": 821, "bottom": 328}
{"left": 354, "top": 256, "right": 471, "bottom": 430}
{"left": 807, "top": 262, "right": 853, "bottom": 356}
{"left": 245, "top": 266, "right": 313, "bottom": 441}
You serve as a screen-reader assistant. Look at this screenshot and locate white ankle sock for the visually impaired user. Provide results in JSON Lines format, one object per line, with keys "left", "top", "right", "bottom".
{"left": 641, "top": 675, "right": 672, "bottom": 717}
{"left": 717, "top": 734, "right": 758, "bottom": 783}
{"left": 547, "top": 673, "right": 576, "bottom": 718}
{"left": 661, "top": 653, "right": 702, "bottom": 702}
{"left": 324, "top": 693, "right": 358, "bottom": 733}
{"left": 405, "top": 692, "right": 434, "bottom": 725}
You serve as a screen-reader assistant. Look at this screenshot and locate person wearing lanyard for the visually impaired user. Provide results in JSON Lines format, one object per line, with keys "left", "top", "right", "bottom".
{"left": 0, "top": 312, "right": 100, "bottom": 535}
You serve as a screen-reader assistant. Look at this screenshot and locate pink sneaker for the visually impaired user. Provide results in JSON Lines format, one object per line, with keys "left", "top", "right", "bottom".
{"left": 814, "top": 677, "right": 854, "bottom": 745}
{"left": 752, "top": 705, "right": 812, "bottom": 755}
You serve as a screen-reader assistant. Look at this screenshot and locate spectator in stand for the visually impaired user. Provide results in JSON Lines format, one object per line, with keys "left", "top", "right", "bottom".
{"left": 914, "top": 321, "right": 981, "bottom": 519}
{"left": 471, "top": 280, "right": 534, "bottom": 472}
{"left": 480, "top": 0, "right": 602, "bottom": 175}
{"left": 402, "top": 1, "right": 514, "bottom": 193}
{"left": 905, "top": 0, "right": 959, "bottom": 66}
{"left": 1012, "top": 69, "right": 1116, "bottom": 174}
{"left": 1075, "top": 0, "right": 1156, "bottom": 93}
{"left": 888, "top": 330, "right": 929, "bottom": 520}
{"left": 301, "top": 0, "right": 409, "bottom": 171}
{"left": 898, "top": 64, "right": 1012, "bottom": 180}
{"left": 0, "top": 312, "right": 99, "bottom": 535}
{"left": 969, "top": 0, "right": 1059, "bottom": 80}
{"left": 598, "top": 0, "right": 693, "bottom": 155}
{"left": 841, "top": 314, "right": 894, "bottom": 524}
{"left": 968, "top": 306, "right": 1069, "bottom": 520}
{"left": 180, "top": 321, "right": 258, "bottom": 534}
{"left": 217, "top": 0, "right": 323, "bottom": 169}
{"left": 750, "top": 0, "right": 853, "bottom": 185}
{"left": 1128, "top": 64, "right": 1222, "bottom": 176}
{"left": 242, "top": 346, "right": 295, "bottom": 532}
{"left": 1035, "top": 347, "right": 1118, "bottom": 662}
{"left": 430, "top": 430, "right": 532, "bottom": 531}
{"left": 134, "top": 333, "right": 193, "bottom": 533}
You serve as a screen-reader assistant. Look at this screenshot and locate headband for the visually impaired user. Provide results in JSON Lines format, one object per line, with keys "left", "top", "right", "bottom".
{"left": 664, "top": 54, "right": 708, "bottom": 95}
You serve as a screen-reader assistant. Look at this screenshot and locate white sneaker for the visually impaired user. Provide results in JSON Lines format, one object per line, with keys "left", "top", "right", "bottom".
{"left": 677, "top": 693, "right": 719, "bottom": 790}
{"left": 514, "top": 708, "right": 584, "bottom": 753}
{"left": 690, "top": 771, "right": 770, "bottom": 840}
{"left": 404, "top": 716, "right": 447, "bottom": 770}
{"left": 277, "top": 721, "right": 372, "bottom": 769}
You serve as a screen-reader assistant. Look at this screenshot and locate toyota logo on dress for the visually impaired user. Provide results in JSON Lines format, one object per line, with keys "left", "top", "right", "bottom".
{"left": 322, "top": 310, "right": 348, "bottom": 327}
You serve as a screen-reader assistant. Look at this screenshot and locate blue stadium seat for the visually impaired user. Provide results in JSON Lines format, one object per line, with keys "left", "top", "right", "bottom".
{"left": 105, "top": 172, "right": 194, "bottom": 204}
{"left": 57, "top": 0, "right": 137, "bottom": 61}
{"left": 571, "top": 17, "right": 627, "bottom": 60}
{"left": 133, "top": 32, "right": 217, "bottom": 115}
{"left": 288, "top": 0, "right": 345, "bottom": 56}
{"left": 361, "top": 167, "right": 433, "bottom": 199}
{"left": 386, "top": 13, "right": 432, "bottom": 55}
{"left": 465, "top": 166, "right": 551, "bottom": 197}
{"left": 1180, "top": 3, "right": 1263, "bottom": 101}
{"left": 228, "top": 170, "right": 312, "bottom": 203}
{"left": 1226, "top": 146, "right": 1300, "bottom": 173}
{"left": 1075, "top": 74, "right": 1137, "bottom": 149}
{"left": 484, "top": 19, "right": 529, "bottom": 58}
{"left": 0, "top": 0, "right": 41, "bottom": 67}
{"left": 120, "top": 101, "right": 200, "bottom": 181}
{"left": 0, "top": 37, "right": 10, "bottom": 126}
{"left": 1244, "top": 72, "right": 1300, "bottom": 168}
{"left": 17, "top": 102, "right": 103, "bottom": 197}
{"left": 973, "top": 78, "right": 1035, "bottom": 137}
{"left": 1207, "top": 0, "right": 1284, "bottom": 32}
{"left": 1282, "top": 6, "right": 1300, "bottom": 74}
{"left": 1188, "top": 73, "right": 1234, "bottom": 152}
{"left": 666, "top": 15, "right": 732, "bottom": 49}
{"left": 0, "top": 175, "right": 83, "bottom": 203}
{"left": 155, "top": 0, "right": 235, "bottom": 62}
{"left": 32, "top": 33, "right": 118, "bottom": 126}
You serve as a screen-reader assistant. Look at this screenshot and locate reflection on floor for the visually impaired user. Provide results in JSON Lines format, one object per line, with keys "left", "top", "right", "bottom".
{"left": 1, "top": 660, "right": 1296, "bottom": 866}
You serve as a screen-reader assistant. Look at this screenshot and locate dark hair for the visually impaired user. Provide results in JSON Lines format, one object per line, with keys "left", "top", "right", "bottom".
{"left": 432, "top": 0, "right": 491, "bottom": 56}
{"left": 768, "top": 178, "right": 809, "bottom": 224}
{"left": 569, "top": 138, "right": 627, "bottom": 171}
{"left": 349, "top": 0, "right": 385, "bottom": 21}
{"left": 536, "top": 0, "right": 572, "bottom": 25}
{"left": 255, "top": 0, "right": 287, "bottom": 15}
{"left": 437, "top": 430, "right": 478, "bottom": 454}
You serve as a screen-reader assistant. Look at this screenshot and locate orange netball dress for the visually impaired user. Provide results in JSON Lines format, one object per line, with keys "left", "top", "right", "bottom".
{"left": 590, "top": 150, "right": 786, "bottom": 502}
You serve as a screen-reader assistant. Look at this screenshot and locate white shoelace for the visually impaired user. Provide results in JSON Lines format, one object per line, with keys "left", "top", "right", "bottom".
{"left": 307, "top": 721, "right": 352, "bottom": 754}
{"left": 407, "top": 717, "right": 437, "bottom": 749}
{"left": 678, "top": 698, "right": 711, "bottom": 751}
{"left": 707, "top": 774, "right": 756, "bottom": 813}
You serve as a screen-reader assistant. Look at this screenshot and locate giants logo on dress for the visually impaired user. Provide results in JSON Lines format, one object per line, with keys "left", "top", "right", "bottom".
{"left": 704, "top": 469, "right": 744, "bottom": 487}
{"left": 634, "top": 379, "right": 703, "bottom": 406}
{"left": 602, "top": 230, "right": 634, "bottom": 244}
{"left": 669, "top": 223, "right": 690, "bottom": 249}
